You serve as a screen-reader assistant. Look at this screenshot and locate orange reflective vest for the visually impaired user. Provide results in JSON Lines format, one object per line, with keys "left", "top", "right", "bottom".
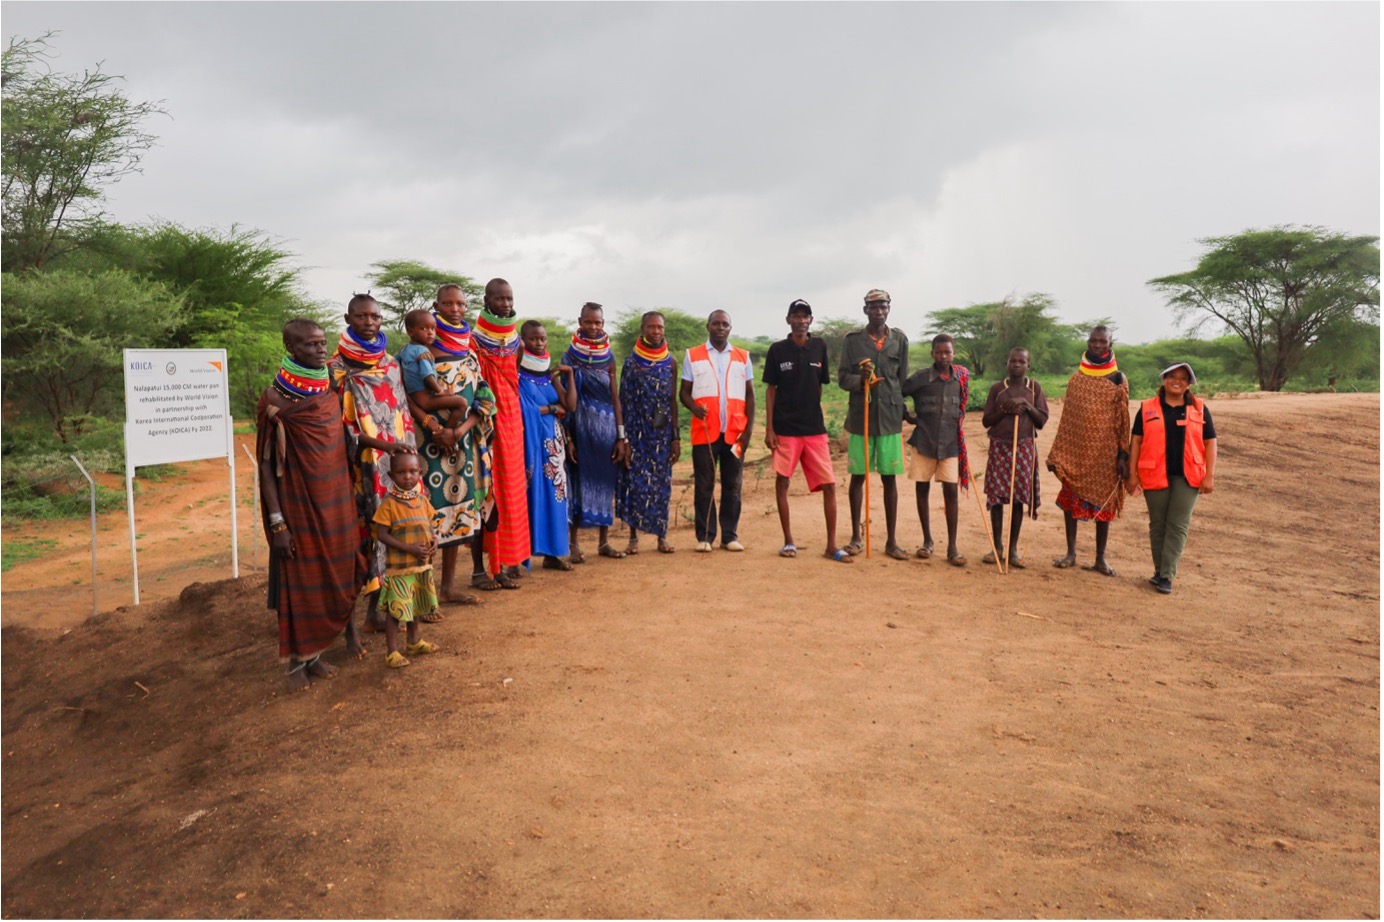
{"left": 687, "top": 343, "right": 749, "bottom": 446}
{"left": 1136, "top": 395, "right": 1207, "bottom": 490}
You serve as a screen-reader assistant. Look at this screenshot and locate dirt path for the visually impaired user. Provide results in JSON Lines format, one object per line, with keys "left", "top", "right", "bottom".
{"left": 2, "top": 392, "right": 1378, "bottom": 918}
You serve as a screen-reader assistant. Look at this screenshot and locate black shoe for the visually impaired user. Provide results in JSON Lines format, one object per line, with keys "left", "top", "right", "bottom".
{"left": 1147, "top": 573, "right": 1161, "bottom": 587}
{"left": 1155, "top": 576, "right": 1173, "bottom": 594}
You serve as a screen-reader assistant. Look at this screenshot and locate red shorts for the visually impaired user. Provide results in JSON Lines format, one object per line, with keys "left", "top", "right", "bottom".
{"left": 772, "top": 434, "right": 836, "bottom": 492}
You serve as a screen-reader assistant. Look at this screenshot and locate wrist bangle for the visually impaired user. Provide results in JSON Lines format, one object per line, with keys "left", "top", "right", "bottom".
{"left": 616, "top": 425, "right": 626, "bottom": 440}
{"left": 268, "top": 512, "right": 285, "bottom": 525}
{"left": 270, "top": 521, "right": 288, "bottom": 534}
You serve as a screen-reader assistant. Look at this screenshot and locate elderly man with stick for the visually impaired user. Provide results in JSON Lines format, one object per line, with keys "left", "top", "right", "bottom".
{"left": 980, "top": 347, "right": 1050, "bottom": 570}
{"left": 838, "top": 289, "right": 909, "bottom": 559}
{"left": 1045, "top": 325, "right": 1130, "bottom": 575}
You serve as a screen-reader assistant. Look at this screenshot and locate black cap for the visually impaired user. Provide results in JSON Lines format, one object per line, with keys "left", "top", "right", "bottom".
{"left": 787, "top": 299, "right": 812, "bottom": 316}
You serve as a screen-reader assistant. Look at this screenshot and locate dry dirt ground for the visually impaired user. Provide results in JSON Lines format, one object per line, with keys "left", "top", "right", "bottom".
{"left": 2, "top": 392, "right": 1379, "bottom": 919}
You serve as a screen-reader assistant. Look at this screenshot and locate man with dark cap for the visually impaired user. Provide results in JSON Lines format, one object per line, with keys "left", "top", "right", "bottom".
{"left": 764, "top": 299, "right": 850, "bottom": 563}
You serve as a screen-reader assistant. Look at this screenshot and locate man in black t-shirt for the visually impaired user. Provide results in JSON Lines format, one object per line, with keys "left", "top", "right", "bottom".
{"left": 763, "top": 299, "right": 851, "bottom": 564}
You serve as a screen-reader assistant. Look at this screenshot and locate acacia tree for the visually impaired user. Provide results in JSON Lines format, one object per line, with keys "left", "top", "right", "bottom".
{"left": 924, "top": 294, "right": 1083, "bottom": 377}
{"left": 1, "top": 268, "right": 185, "bottom": 440}
{"left": 1, "top": 33, "right": 166, "bottom": 271}
{"left": 1149, "top": 226, "right": 1380, "bottom": 391}
{"left": 365, "top": 259, "right": 482, "bottom": 330}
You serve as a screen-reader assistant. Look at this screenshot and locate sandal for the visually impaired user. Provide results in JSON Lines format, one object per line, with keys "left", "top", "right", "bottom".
{"left": 385, "top": 651, "right": 410, "bottom": 669}
{"left": 1052, "top": 555, "right": 1077, "bottom": 569}
{"left": 443, "top": 592, "right": 481, "bottom": 606}
{"left": 885, "top": 545, "right": 910, "bottom": 561}
{"left": 779, "top": 544, "right": 798, "bottom": 558}
{"left": 1084, "top": 561, "right": 1117, "bottom": 577}
{"left": 472, "top": 571, "right": 504, "bottom": 591}
{"left": 657, "top": 538, "right": 675, "bottom": 554}
{"left": 417, "top": 610, "right": 445, "bottom": 624}
{"left": 598, "top": 543, "right": 627, "bottom": 560}
{"left": 406, "top": 640, "right": 439, "bottom": 656}
{"left": 625, "top": 539, "right": 640, "bottom": 556}
{"left": 948, "top": 552, "right": 968, "bottom": 567}
{"left": 915, "top": 544, "right": 934, "bottom": 560}
{"left": 569, "top": 546, "right": 587, "bottom": 565}
{"left": 843, "top": 540, "right": 863, "bottom": 557}
{"left": 542, "top": 556, "right": 574, "bottom": 571}
{"left": 495, "top": 571, "right": 521, "bottom": 589}
{"left": 1007, "top": 554, "right": 1026, "bottom": 570}
{"left": 825, "top": 548, "right": 854, "bottom": 564}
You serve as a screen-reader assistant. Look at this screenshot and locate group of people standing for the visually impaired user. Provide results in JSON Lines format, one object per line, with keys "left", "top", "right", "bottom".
{"left": 256, "top": 283, "right": 1218, "bottom": 690}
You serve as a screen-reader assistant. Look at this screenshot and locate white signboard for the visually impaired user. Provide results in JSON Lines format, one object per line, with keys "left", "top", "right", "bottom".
{"left": 122, "top": 348, "right": 238, "bottom": 603}
{"left": 123, "top": 349, "right": 233, "bottom": 467}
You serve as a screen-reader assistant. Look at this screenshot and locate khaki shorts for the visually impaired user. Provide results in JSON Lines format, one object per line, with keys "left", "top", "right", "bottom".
{"left": 908, "top": 450, "right": 958, "bottom": 483}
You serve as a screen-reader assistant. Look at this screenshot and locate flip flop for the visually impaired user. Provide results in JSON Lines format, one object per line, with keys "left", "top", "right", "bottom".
{"left": 543, "top": 556, "right": 574, "bottom": 571}
{"left": 885, "top": 545, "right": 910, "bottom": 561}
{"left": 779, "top": 544, "right": 798, "bottom": 558}
{"left": 1084, "top": 561, "right": 1117, "bottom": 577}
{"left": 825, "top": 548, "right": 854, "bottom": 564}
{"left": 472, "top": 573, "right": 504, "bottom": 591}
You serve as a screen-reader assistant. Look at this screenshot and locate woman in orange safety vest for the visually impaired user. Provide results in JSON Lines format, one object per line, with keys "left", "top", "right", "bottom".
{"left": 1125, "top": 362, "right": 1218, "bottom": 595}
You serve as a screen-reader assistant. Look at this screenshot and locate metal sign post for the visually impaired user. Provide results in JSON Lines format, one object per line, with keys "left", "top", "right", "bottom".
{"left": 70, "top": 455, "right": 99, "bottom": 617}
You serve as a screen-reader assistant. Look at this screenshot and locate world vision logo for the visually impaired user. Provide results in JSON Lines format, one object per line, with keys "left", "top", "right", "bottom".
{"left": 209, "top": 361, "right": 223, "bottom": 371}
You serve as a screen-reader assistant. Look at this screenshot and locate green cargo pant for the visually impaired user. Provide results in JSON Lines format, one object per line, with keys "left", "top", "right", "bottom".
{"left": 1142, "top": 475, "right": 1200, "bottom": 581}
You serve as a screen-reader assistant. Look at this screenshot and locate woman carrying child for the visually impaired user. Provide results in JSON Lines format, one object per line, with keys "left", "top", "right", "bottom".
{"left": 414, "top": 284, "right": 491, "bottom": 606}
{"left": 370, "top": 448, "right": 441, "bottom": 667}
{"left": 516, "top": 320, "right": 578, "bottom": 569}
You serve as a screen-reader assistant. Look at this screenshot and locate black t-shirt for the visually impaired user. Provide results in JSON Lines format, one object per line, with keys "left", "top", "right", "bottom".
{"left": 1133, "top": 396, "right": 1216, "bottom": 478}
{"left": 763, "top": 335, "right": 830, "bottom": 436}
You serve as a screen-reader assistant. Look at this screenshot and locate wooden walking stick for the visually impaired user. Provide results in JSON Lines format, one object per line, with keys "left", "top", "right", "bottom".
{"left": 862, "top": 366, "right": 872, "bottom": 559}
{"left": 1004, "top": 411, "right": 1021, "bottom": 575}
{"left": 967, "top": 420, "right": 1005, "bottom": 576}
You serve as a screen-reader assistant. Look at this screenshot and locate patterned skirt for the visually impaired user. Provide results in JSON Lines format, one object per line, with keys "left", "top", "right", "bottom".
{"left": 983, "top": 438, "right": 1040, "bottom": 512}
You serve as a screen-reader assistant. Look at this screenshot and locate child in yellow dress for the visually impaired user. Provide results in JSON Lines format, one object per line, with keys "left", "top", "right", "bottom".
{"left": 370, "top": 449, "right": 441, "bottom": 667}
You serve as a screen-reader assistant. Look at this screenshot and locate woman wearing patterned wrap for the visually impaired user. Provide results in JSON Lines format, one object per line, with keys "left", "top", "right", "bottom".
{"left": 416, "top": 284, "right": 488, "bottom": 605}
{"left": 327, "top": 294, "right": 417, "bottom": 631}
{"left": 1045, "top": 325, "right": 1131, "bottom": 576}
{"left": 563, "top": 302, "right": 631, "bottom": 562}
{"left": 469, "top": 278, "right": 530, "bottom": 590}
{"left": 980, "top": 347, "right": 1049, "bottom": 569}
{"left": 616, "top": 311, "right": 680, "bottom": 555}
{"left": 517, "top": 320, "right": 577, "bottom": 569}
{"left": 258, "top": 320, "right": 365, "bottom": 691}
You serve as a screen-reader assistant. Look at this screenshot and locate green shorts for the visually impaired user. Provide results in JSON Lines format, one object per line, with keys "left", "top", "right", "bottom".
{"left": 847, "top": 433, "right": 905, "bottom": 476}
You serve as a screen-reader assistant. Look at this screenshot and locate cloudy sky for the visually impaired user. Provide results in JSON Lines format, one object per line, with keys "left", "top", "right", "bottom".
{"left": 5, "top": 2, "right": 1379, "bottom": 343}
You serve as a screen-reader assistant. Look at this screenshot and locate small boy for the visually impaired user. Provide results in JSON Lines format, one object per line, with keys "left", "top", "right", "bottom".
{"left": 980, "top": 347, "right": 1049, "bottom": 569}
{"left": 370, "top": 449, "right": 441, "bottom": 668}
{"left": 901, "top": 333, "right": 971, "bottom": 566}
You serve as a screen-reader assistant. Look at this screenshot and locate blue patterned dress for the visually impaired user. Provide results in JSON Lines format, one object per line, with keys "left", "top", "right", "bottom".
{"left": 562, "top": 351, "right": 620, "bottom": 528}
{"left": 616, "top": 351, "right": 677, "bottom": 537}
{"left": 518, "top": 368, "right": 570, "bottom": 558}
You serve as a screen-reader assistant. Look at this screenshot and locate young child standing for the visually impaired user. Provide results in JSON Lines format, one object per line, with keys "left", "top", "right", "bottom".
{"left": 370, "top": 449, "right": 442, "bottom": 668}
{"left": 517, "top": 320, "right": 578, "bottom": 571}
{"left": 980, "top": 347, "right": 1049, "bottom": 569}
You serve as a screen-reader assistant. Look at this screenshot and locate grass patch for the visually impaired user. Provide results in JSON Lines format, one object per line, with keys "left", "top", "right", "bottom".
{"left": 1, "top": 536, "right": 58, "bottom": 572}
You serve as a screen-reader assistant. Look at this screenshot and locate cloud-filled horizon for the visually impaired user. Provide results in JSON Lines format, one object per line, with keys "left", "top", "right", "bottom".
{"left": 4, "top": 1, "right": 1379, "bottom": 344}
